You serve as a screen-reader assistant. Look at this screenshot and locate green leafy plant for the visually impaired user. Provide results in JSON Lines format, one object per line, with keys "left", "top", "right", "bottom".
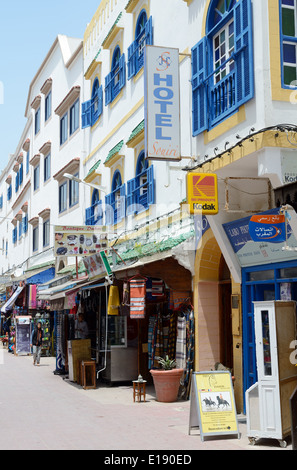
{"left": 156, "top": 355, "right": 177, "bottom": 370}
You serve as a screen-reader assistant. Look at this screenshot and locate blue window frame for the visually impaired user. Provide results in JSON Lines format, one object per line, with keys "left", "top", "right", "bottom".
{"left": 59, "top": 181, "right": 67, "bottom": 213}
{"left": 280, "top": 0, "right": 297, "bottom": 87}
{"left": 85, "top": 189, "right": 103, "bottom": 226}
{"left": 7, "top": 185, "right": 12, "bottom": 201}
{"left": 18, "top": 220, "right": 22, "bottom": 239}
{"left": 12, "top": 227, "right": 17, "bottom": 244}
{"left": 22, "top": 215, "right": 28, "bottom": 234}
{"left": 60, "top": 112, "right": 68, "bottom": 145}
{"left": 26, "top": 150, "right": 30, "bottom": 175}
{"left": 69, "top": 172, "right": 79, "bottom": 207}
{"left": 127, "top": 151, "right": 155, "bottom": 214}
{"left": 191, "top": 0, "right": 254, "bottom": 135}
{"left": 128, "top": 13, "right": 153, "bottom": 79}
{"left": 45, "top": 91, "right": 52, "bottom": 121}
{"left": 81, "top": 78, "right": 103, "bottom": 128}
{"left": 105, "top": 170, "right": 126, "bottom": 225}
{"left": 43, "top": 219, "right": 50, "bottom": 247}
{"left": 33, "top": 165, "right": 40, "bottom": 191}
{"left": 15, "top": 172, "right": 19, "bottom": 193}
{"left": 44, "top": 153, "right": 51, "bottom": 182}
{"left": 35, "top": 107, "right": 40, "bottom": 135}
{"left": 33, "top": 226, "right": 38, "bottom": 252}
{"left": 19, "top": 163, "right": 23, "bottom": 186}
{"left": 105, "top": 46, "right": 126, "bottom": 105}
{"left": 70, "top": 98, "right": 79, "bottom": 135}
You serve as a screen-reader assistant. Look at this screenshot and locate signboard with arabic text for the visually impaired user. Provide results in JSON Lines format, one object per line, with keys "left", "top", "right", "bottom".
{"left": 54, "top": 225, "right": 108, "bottom": 258}
{"left": 249, "top": 214, "right": 286, "bottom": 243}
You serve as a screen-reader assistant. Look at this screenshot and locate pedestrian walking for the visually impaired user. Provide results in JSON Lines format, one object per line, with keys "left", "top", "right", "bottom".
{"left": 31, "top": 322, "right": 43, "bottom": 366}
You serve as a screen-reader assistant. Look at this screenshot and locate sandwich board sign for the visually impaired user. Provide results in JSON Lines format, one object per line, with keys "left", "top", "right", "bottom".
{"left": 189, "top": 371, "right": 240, "bottom": 441}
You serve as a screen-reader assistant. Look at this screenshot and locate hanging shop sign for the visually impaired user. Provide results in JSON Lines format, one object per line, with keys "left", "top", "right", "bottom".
{"left": 189, "top": 371, "right": 240, "bottom": 441}
{"left": 223, "top": 208, "right": 297, "bottom": 267}
{"left": 187, "top": 173, "right": 218, "bottom": 215}
{"left": 54, "top": 225, "right": 108, "bottom": 257}
{"left": 249, "top": 214, "right": 286, "bottom": 243}
{"left": 145, "top": 45, "right": 181, "bottom": 161}
{"left": 82, "top": 251, "right": 112, "bottom": 281}
{"left": 129, "top": 277, "right": 147, "bottom": 319}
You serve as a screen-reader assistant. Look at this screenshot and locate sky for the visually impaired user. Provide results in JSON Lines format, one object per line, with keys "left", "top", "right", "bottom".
{"left": 0, "top": 0, "right": 101, "bottom": 171}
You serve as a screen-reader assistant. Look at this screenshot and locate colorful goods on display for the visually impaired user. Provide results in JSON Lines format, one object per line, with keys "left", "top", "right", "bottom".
{"left": 129, "top": 277, "right": 146, "bottom": 319}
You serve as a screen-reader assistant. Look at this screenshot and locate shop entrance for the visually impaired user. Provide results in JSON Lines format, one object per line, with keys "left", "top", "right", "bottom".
{"left": 195, "top": 230, "right": 233, "bottom": 373}
{"left": 242, "top": 260, "right": 297, "bottom": 411}
{"left": 219, "top": 258, "right": 233, "bottom": 370}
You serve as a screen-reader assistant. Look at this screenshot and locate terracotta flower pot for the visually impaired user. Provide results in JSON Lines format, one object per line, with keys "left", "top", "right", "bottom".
{"left": 150, "top": 368, "right": 184, "bottom": 402}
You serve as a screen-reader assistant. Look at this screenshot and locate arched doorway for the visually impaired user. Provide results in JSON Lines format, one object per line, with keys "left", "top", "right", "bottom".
{"left": 194, "top": 229, "right": 233, "bottom": 372}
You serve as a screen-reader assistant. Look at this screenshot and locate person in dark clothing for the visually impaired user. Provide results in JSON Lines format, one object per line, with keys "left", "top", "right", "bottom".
{"left": 31, "top": 322, "right": 43, "bottom": 366}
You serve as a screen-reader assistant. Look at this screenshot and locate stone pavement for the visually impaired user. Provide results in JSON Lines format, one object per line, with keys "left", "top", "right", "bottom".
{"left": 0, "top": 344, "right": 292, "bottom": 451}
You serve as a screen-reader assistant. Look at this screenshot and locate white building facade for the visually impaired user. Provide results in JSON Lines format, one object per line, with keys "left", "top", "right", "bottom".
{"left": 0, "top": 35, "right": 85, "bottom": 278}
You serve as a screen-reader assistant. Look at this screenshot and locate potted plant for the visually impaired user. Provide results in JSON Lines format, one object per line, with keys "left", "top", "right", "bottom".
{"left": 150, "top": 355, "right": 184, "bottom": 403}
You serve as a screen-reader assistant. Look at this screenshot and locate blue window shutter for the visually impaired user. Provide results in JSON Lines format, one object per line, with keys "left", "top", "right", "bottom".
{"left": 118, "top": 184, "right": 126, "bottom": 222}
{"left": 127, "top": 177, "right": 137, "bottom": 215}
{"left": 191, "top": 36, "right": 208, "bottom": 136}
{"left": 81, "top": 99, "right": 92, "bottom": 128}
{"left": 128, "top": 41, "right": 137, "bottom": 80}
{"left": 98, "top": 85, "right": 103, "bottom": 117}
{"left": 105, "top": 193, "right": 113, "bottom": 225}
{"left": 234, "top": 0, "right": 254, "bottom": 107}
{"left": 119, "top": 54, "right": 126, "bottom": 90}
{"left": 147, "top": 165, "right": 155, "bottom": 206}
{"left": 15, "top": 172, "right": 19, "bottom": 192}
{"left": 19, "top": 164, "right": 23, "bottom": 185}
{"left": 145, "top": 16, "right": 153, "bottom": 45}
{"left": 85, "top": 206, "right": 94, "bottom": 225}
{"left": 23, "top": 215, "right": 28, "bottom": 234}
{"left": 105, "top": 72, "right": 113, "bottom": 105}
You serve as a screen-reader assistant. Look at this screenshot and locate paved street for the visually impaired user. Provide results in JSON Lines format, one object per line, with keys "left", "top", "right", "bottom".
{"left": 0, "top": 344, "right": 291, "bottom": 452}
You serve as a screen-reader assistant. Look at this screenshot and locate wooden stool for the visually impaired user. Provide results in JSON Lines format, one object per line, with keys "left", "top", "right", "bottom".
{"left": 133, "top": 380, "right": 147, "bottom": 402}
{"left": 82, "top": 360, "right": 96, "bottom": 390}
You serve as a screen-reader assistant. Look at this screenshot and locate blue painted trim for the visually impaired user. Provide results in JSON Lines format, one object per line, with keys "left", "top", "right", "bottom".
{"left": 279, "top": 0, "right": 297, "bottom": 89}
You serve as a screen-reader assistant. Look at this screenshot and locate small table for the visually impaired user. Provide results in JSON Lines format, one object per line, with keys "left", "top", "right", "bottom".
{"left": 81, "top": 360, "right": 96, "bottom": 390}
{"left": 133, "top": 379, "right": 147, "bottom": 402}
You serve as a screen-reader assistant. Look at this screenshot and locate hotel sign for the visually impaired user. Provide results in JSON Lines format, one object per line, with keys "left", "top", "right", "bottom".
{"left": 144, "top": 46, "right": 181, "bottom": 161}
{"left": 187, "top": 173, "right": 219, "bottom": 215}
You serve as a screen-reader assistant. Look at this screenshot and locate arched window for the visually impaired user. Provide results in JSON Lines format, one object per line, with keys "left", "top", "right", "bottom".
{"left": 105, "top": 46, "right": 126, "bottom": 105}
{"left": 85, "top": 189, "right": 103, "bottom": 226}
{"left": 91, "top": 78, "right": 103, "bottom": 124}
{"left": 105, "top": 170, "right": 126, "bottom": 225}
{"left": 81, "top": 77, "right": 103, "bottom": 128}
{"left": 128, "top": 12, "right": 153, "bottom": 79}
{"left": 191, "top": 0, "right": 254, "bottom": 135}
{"left": 127, "top": 152, "right": 155, "bottom": 214}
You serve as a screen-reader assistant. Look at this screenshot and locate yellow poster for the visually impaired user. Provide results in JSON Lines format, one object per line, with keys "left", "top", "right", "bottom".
{"left": 194, "top": 372, "right": 239, "bottom": 438}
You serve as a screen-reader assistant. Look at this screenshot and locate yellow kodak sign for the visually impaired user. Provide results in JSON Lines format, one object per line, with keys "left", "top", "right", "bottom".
{"left": 187, "top": 172, "right": 218, "bottom": 215}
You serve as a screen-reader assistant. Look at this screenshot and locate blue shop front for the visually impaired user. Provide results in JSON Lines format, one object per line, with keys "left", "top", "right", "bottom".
{"left": 223, "top": 207, "right": 297, "bottom": 411}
